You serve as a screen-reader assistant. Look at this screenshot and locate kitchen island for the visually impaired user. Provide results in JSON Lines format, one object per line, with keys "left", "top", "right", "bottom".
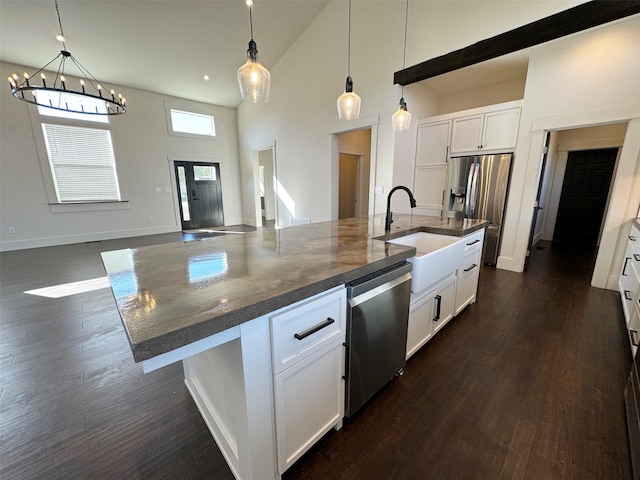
{"left": 101, "top": 214, "right": 486, "bottom": 479}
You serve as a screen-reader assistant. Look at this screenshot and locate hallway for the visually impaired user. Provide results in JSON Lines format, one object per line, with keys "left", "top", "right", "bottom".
{"left": 0, "top": 235, "right": 632, "bottom": 479}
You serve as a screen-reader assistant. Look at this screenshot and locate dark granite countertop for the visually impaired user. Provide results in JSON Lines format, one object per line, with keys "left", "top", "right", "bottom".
{"left": 101, "top": 214, "right": 487, "bottom": 362}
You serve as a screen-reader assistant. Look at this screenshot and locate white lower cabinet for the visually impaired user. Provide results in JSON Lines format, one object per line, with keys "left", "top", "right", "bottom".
{"left": 274, "top": 340, "right": 343, "bottom": 473}
{"left": 406, "top": 274, "right": 456, "bottom": 359}
{"left": 270, "top": 287, "right": 346, "bottom": 474}
{"left": 454, "top": 231, "right": 484, "bottom": 315}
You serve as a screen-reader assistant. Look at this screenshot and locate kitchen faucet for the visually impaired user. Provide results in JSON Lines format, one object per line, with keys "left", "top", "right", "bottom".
{"left": 385, "top": 186, "right": 417, "bottom": 231}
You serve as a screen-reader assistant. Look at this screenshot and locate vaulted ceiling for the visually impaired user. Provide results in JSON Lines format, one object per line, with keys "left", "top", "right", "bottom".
{"left": 0, "top": 0, "right": 329, "bottom": 108}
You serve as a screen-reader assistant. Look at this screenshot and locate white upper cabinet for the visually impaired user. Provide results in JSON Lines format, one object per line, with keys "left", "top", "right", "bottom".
{"left": 413, "top": 120, "right": 451, "bottom": 216}
{"left": 416, "top": 120, "right": 451, "bottom": 166}
{"left": 450, "top": 107, "right": 521, "bottom": 155}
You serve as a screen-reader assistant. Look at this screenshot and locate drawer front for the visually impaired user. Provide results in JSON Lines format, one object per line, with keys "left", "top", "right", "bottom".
{"left": 463, "top": 229, "right": 484, "bottom": 252}
{"left": 271, "top": 288, "right": 346, "bottom": 375}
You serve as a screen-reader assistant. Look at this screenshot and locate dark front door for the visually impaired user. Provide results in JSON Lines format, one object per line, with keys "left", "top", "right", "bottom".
{"left": 174, "top": 161, "right": 224, "bottom": 230}
{"left": 553, "top": 148, "right": 617, "bottom": 245}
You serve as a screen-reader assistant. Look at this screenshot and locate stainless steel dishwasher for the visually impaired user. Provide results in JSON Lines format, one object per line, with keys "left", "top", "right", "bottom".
{"left": 345, "top": 261, "right": 412, "bottom": 417}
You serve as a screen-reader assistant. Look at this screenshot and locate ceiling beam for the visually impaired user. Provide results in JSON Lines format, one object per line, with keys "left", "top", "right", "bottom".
{"left": 394, "top": 1, "right": 640, "bottom": 86}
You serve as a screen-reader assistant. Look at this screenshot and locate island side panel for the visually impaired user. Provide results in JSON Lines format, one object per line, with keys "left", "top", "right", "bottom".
{"left": 183, "top": 314, "right": 278, "bottom": 480}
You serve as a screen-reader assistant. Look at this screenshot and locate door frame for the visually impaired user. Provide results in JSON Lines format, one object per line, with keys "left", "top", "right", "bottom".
{"left": 330, "top": 115, "right": 379, "bottom": 220}
{"left": 251, "top": 143, "right": 278, "bottom": 229}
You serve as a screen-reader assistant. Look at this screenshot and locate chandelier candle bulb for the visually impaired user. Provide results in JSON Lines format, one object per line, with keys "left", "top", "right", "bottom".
{"left": 80, "top": 79, "right": 85, "bottom": 93}
{"left": 61, "top": 76, "right": 66, "bottom": 89}
{"left": 40, "top": 73, "right": 47, "bottom": 88}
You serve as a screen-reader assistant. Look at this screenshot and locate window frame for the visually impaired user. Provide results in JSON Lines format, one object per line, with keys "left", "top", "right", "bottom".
{"left": 28, "top": 102, "right": 129, "bottom": 212}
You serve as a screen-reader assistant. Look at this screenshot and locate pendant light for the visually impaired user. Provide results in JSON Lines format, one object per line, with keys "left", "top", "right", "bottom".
{"left": 237, "top": 0, "right": 271, "bottom": 103}
{"left": 392, "top": 0, "right": 411, "bottom": 132}
{"left": 336, "top": 0, "right": 360, "bottom": 120}
{"left": 7, "top": 0, "right": 126, "bottom": 115}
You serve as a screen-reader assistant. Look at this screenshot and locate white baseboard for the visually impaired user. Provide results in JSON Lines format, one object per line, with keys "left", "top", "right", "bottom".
{"left": 0, "top": 225, "right": 179, "bottom": 252}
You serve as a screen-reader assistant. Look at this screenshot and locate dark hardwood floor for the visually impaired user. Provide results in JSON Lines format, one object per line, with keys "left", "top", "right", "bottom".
{"left": 0, "top": 235, "right": 632, "bottom": 479}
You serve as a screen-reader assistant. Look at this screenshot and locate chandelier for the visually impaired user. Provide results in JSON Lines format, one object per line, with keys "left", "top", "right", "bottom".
{"left": 7, "top": 0, "right": 126, "bottom": 116}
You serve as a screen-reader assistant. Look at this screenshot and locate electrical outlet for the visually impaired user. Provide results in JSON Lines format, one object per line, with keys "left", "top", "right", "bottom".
{"left": 155, "top": 187, "right": 162, "bottom": 193}
{"left": 8, "top": 227, "right": 16, "bottom": 234}
{"left": 148, "top": 216, "right": 153, "bottom": 223}
{"left": 164, "top": 187, "right": 172, "bottom": 193}
{"left": 374, "top": 186, "right": 384, "bottom": 195}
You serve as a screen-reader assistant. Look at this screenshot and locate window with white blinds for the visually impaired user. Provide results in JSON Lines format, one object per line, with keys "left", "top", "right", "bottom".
{"left": 41, "top": 123, "right": 121, "bottom": 202}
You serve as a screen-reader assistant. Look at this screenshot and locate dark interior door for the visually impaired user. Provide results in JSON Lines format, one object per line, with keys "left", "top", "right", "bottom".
{"left": 553, "top": 148, "right": 617, "bottom": 245}
{"left": 174, "top": 161, "right": 224, "bottom": 230}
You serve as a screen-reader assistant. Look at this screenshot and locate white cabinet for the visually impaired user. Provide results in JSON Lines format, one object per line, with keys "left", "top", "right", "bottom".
{"left": 406, "top": 273, "right": 456, "bottom": 359}
{"left": 413, "top": 120, "right": 450, "bottom": 216}
{"left": 620, "top": 224, "right": 640, "bottom": 325}
{"left": 450, "top": 107, "right": 521, "bottom": 155}
{"left": 270, "top": 287, "right": 346, "bottom": 474}
{"left": 454, "top": 229, "right": 485, "bottom": 315}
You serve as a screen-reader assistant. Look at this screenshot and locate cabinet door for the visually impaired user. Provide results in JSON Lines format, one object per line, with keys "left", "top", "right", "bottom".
{"left": 416, "top": 120, "right": 450, "bottom": 167}
{"left": 450, "top": 114, "right": 483, "bottom": 154}
{"left": 414, "top": 120, "right": 451, "bottom": 216}
{"left": 274, "top": 340, "right": 344, "bottom": 473}
{"left": 481, "top": 108, "right": 521, "bottom": 151}
{"left": 431, "top": 275, "right": 457, "bottom": 336}
{"left": 455, "top": 246, "right": 482, "bottom": 315}
{"left": 406, "top": 292, "right": 435, "bottom": 359}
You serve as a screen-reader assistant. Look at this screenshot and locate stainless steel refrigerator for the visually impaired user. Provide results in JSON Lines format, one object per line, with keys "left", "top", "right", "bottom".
{"left": 443, "top": 154, "right": 513, "bottom": 266}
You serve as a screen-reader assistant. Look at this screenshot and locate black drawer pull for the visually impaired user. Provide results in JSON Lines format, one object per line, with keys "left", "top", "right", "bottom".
{"left": 464, "top": 263, "right": 478, "bottom": 272}
{"left": 625, "top": 290, "right": 633, "bottom": 301}
{"left": 466, "top": 239, "right": 481, "bottom": 246}
{"left": 630, "top": 236, "right": 637, "bottom": 241}
{"left": 631, "top": 330, "right": 640, "bottom": 347}
{"left": 622, "top": 257, "right": 631, "bottom": 276}
{"left": 433, "top": 295, "right": 442, "bottom": 322}
{"left": 634, "top": 254, "right": 640, "bottom": 262}
{"left": 294, "top": 317, "right": 335, "bottom": 340}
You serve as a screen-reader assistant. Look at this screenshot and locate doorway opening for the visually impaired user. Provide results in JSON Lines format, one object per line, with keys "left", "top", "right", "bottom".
{"left": 174, "top": 161, "right": 224, "bottom": 230}
{"left": 336, "top": 128, "right": 372, "bottom": 219}
{"left": 524, "top": 124, "right": 626, "bottom": 274}
{"left": 255, "top": 146, "right": 277, "bottom": 229}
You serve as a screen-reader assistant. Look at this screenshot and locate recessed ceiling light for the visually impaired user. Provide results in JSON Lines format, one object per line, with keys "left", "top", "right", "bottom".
{"left": 203, "top": 75, "right": 210, "bottom": 81}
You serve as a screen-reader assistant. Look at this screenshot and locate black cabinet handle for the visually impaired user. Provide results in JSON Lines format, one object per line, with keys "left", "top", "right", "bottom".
{"left": 623, "top": 257, "right": 631, "bottom": 276}
{"left": 630, "top": 236, "right": 637, "bottom": 241}
{"left": 433, "top": 295, "right": 442, "bottom": 322}
{"left": 464, "top": 263, "right": 478, "bottom": 272}
{"left": 466, "top": 239, "right": 481, "bottom": 246}
{"left": 625, "top": 290, "right": 633, "bottom": 301}
{"left": 634, "top": 254, "right": 640, "bottom": 262}
{"left": 294, "top": 317, "right": 335, "bottom": 340}
{"left": 631, "top": 330, "right": 639, "bottom": 347}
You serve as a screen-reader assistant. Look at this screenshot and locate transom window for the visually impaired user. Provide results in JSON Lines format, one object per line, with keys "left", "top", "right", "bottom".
{"left": 169, "top": 109, "right": 216, "bottom": 137}
{"left": 36, "top": 90, "right": 109, "bottom": 123}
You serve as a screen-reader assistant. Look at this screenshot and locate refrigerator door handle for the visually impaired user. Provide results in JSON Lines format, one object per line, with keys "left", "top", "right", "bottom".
{"left": 469, "top": 162, "right": 480, "bottom": 216}
{"left": 464, "top": 162, "right": 475, "bottom": 216}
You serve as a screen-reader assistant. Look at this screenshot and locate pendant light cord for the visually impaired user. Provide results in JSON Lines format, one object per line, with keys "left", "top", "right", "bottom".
{"left": 249, "top": 3, "right": 254, "bottom": 41}
{"left": 401, "top": 0, "right": 409, "bottom": 97}
{"left": 347, "top": 0, "right": 352, "bottom": 77}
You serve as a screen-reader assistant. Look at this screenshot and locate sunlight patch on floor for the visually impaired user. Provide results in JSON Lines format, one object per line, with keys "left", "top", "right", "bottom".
{"left": 25, "top": 276, "right": 111, "bottom": 298}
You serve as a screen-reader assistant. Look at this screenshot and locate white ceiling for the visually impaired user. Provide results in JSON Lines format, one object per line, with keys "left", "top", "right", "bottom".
{"left": 0, "top": 0, "right": 330, "bottom": 108}
{"left": 1, "top": 0, "right": 531, "bottom": 108}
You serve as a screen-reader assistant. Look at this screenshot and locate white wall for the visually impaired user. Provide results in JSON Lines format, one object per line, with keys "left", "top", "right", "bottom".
{"left": 0, "top": 61, "right": 242, "bottom": 251}
{"left": 496, "top": 16, "right": 640, "bottom": 289}
{"left": 237, "top": 0, "right": 585, "bottom": 228}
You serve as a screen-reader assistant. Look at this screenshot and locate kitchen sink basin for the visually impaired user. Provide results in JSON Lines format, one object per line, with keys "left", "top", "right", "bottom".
{"left": 387, "top": 232, "right": 465, "bottom": 293}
